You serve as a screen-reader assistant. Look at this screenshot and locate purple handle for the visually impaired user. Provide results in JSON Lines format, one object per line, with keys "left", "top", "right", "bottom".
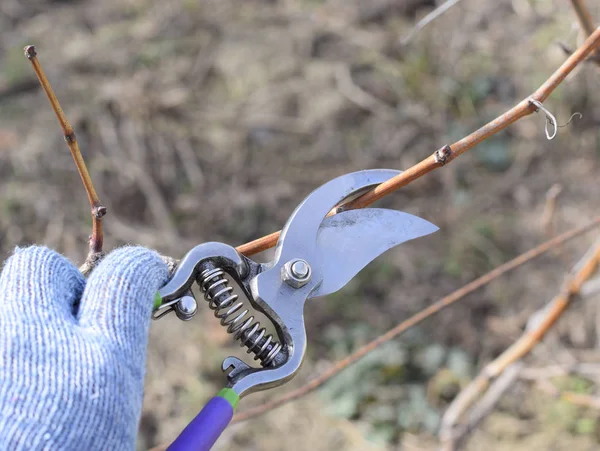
{"left": 167, "top": 396, "right": 234, "bottom": 451}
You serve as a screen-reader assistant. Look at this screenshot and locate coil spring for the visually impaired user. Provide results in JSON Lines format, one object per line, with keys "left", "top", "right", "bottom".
{"left": 199, "top": 267, "right": 282, "bottom": 367}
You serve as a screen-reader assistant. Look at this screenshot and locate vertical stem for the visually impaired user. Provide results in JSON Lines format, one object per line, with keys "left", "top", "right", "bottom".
{"left": 570, "top": 0, "right": 596, "bottom": 37}
{"left": 569, "top": 0, "right": 600, "bottom": 66}
{"left": 24, "top": 45, "right": 106, "bottom": 255}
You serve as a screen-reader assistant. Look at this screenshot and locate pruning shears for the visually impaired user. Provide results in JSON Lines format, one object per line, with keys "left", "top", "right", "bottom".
{"left": 153, "top": 169, "right": 439, "bottom": 450}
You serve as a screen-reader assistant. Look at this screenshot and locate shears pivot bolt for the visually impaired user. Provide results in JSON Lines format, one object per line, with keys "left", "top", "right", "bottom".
{"left": 282, "top": 259, "right": 312, "bottom": 289}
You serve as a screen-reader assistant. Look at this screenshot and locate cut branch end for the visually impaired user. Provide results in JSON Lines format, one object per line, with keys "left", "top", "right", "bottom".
{"left": 24, "top": 45, "right": 105, "bottom": 272}
{"left": 24, "top": 45, "right": 37, "bottom": 60}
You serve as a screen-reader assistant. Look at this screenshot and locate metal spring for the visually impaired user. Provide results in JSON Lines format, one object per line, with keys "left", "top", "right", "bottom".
{"left": 199, "top": 267, "right": 282, "bottom": 367}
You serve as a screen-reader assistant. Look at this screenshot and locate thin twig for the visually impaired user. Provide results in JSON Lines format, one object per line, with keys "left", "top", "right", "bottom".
{"left": 232, "top": 217, "right": 600, "bottom": 423}
{"left": 24, "top": 45, "right": 106, "bottom": 273}
{"left": 236, "top": 28, "right": 600, "bottom": 257}
{"left": 571, "top": 0, "right": 597, "bottom": 38}
{"left": 449, "top": 363, "right": 523, "bottom": 450}
{"left": 400, "top": 0, "right": 465, "bottom": 46}
{"left": 439, "top": 239, "right": 600, "bottom": 451}
{"left": 569, "top": 0, "right": 600, "bottom": 66}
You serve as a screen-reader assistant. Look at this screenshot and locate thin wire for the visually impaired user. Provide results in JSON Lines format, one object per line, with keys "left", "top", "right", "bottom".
{"left": 559, "top": 112, "right": 583, "bottom": 128}
{"left": 528, "top": 99, "right": 582, "bottom": 140}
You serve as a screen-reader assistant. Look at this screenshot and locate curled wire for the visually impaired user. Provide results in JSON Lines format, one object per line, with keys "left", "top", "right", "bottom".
{"left": 528, "top": 98, "right": 582, "bottom": 140}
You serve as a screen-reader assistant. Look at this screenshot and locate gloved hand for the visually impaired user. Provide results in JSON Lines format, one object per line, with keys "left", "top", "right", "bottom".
{"left": 0, "top": 246, "right": 168, "bottom": 450}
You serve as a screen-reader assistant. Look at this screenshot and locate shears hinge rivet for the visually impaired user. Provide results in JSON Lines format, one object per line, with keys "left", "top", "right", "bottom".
{"left": 282, "top": 259, "right": 312, "bottom": 288}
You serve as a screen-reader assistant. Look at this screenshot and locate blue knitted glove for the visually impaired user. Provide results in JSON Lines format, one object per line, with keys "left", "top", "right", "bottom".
{"left": 0, "top": 246, "right": 168, "bottom": 450}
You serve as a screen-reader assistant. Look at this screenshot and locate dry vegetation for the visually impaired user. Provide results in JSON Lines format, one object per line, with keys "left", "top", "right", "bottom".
{"left": 1, "top": 0, "right": 600, "bottom": 450}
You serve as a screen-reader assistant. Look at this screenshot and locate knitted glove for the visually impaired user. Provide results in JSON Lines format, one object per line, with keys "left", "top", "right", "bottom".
{"left": 0, "top": 246, "right": 168, "bottom": 450}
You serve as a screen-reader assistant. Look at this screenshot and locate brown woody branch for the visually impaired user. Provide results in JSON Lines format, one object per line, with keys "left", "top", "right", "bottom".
{"left": 571, "top": 0, "right": 597, "bottom": 39}
{"left": 232, "top": 217, "right": 600, "bottom": 424}
{"left": 24, "top": 45, "right": 106, "bottom": 273}
{"left": 236, "top": 28, "right": 600, "bottom": 257}
{"left": 452, "top": 362, "right": 523, "bottom": 450}
{"left": 569, "top": 0, "right": 600, "bottom": 67}
{"left": 439, "top": 239, "right": 600, "bottom": 451}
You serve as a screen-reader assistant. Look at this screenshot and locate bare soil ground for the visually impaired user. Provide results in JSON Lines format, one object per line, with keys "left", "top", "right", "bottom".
{"left": 1, "top": 1, "right": 600, "bottom": 449}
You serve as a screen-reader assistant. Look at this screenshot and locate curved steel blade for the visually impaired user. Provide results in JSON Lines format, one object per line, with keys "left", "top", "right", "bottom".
{"left": 274, "top": 169, "right": 401, "bottom": 267}
{"left": 309, "top": 208, "right": 438, "bottom": 298}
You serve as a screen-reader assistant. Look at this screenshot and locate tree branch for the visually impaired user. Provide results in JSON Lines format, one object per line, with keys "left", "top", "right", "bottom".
{"left": 233, "top": 217, "right": 600, "bottom": 424}
{"left": 569, "top": 0, "right": 600, "bottom": 67}
{"left": 439, "top": 239, "right": 600, "bottom": 451}
{"left": 571, "top": 0, "right": 597, "bottom": 39}
{"left": 236, "top": 28, "right": 600, "bottom": 257}
{"left": 452, "top": 363, "right": 523, "bottom": 450}
{"left": 24, "top": 45, "right": 106, "bottom": 273}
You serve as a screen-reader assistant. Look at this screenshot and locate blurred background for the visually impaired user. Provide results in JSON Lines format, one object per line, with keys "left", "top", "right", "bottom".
{"left": 1, "top": 0, "right": 600, "bottom": 449}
